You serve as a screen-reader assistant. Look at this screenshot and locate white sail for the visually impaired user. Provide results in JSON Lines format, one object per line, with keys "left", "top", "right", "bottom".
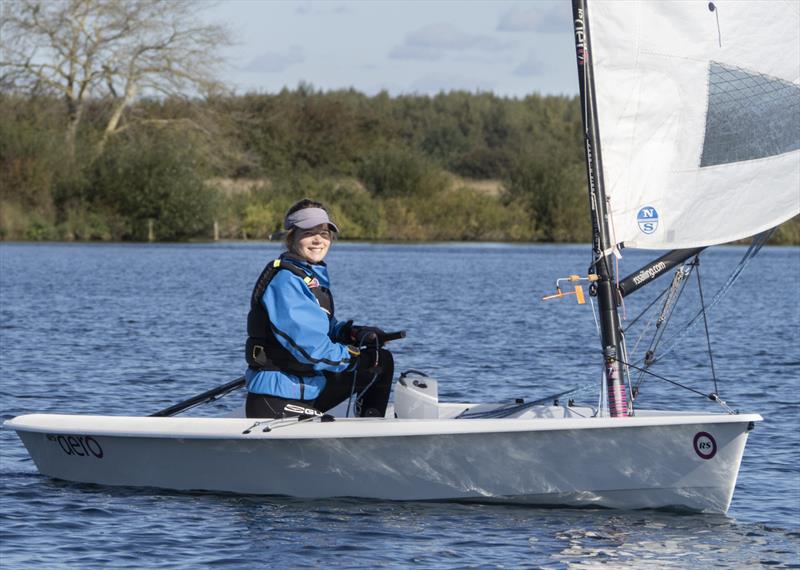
{"left": 587, "top": 0, "right": 800, "bottom": 250}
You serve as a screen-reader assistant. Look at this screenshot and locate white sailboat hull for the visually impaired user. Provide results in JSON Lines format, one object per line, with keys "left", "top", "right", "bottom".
{"left": 5, "top": 408, "right": 759, "bottom": 513}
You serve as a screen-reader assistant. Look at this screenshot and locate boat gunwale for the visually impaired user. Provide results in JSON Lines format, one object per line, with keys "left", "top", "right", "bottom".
{"left": 3, "top": 412, "right": 764, "bottom": 441}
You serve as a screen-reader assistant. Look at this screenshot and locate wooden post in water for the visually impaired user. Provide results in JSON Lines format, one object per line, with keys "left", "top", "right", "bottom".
{"left": 147, "top": 219, "right": 155, "bottom": 242}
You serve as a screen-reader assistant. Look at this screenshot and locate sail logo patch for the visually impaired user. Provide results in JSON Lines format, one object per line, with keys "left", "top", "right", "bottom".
{"left": 693, "top": 432, "right": 717, "bottom": 460}
{"left": 637, "top": 207, "right": 659, "bottom": 234}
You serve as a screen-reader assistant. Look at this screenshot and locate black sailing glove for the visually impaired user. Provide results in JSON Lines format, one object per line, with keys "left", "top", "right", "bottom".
{"left": 351, "top": 326, "right": 387, "bottom": 346}
{"left": 336, "top": 320, "right": 354, "bottom": 343}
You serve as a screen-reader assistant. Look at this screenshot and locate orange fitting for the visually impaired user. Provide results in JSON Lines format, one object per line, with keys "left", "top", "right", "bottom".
{"left": 575, "top": 285, "right": 585, "bottom": 304}
{"left": 542, "top": 290, "right": 566, "bottom": 301}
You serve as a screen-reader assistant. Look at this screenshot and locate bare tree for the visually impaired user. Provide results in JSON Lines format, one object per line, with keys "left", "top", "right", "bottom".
{"left": 0, "top": 0, "right": 230, "bottom": 158}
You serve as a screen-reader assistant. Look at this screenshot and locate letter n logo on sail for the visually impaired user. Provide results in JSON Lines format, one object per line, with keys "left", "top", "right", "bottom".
{"left": 637, "top": 206, "right": 659, "bottom": 235}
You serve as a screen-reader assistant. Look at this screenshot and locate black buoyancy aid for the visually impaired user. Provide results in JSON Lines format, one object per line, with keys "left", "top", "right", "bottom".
{"left": 246, "top": 257, "right": 335, "bottom": 376}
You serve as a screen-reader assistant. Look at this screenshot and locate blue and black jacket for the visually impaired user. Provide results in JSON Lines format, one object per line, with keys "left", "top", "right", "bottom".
{"left": 244, "top": 253, "right": 353, "bottom": 400}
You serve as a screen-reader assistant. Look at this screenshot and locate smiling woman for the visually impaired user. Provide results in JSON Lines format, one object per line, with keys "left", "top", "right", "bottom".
{"left": 244, "top": 198, "right": 396, "bottom": 419}
{"left": 289, "top": 224, "right": 332, "bottom": 263}
{"left": 284, "top": 202, "right": 337, "bottom": 264}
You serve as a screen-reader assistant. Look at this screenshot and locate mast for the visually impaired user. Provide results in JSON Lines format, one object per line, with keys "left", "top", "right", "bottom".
{"left": 571, "top": 0, "right": 628, "bottom": 417}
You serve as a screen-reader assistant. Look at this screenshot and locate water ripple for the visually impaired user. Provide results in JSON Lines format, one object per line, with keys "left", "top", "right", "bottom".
{"left": 1, "top": 242, "right": 798, "bottom": 568}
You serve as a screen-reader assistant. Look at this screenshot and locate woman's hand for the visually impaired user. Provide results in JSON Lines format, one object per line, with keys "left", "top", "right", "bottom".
{"left": 351, "top": 326, "right": 386, "bottom": 346}
{"left": 337, "top": 321, "right": 386, "bottom": 346}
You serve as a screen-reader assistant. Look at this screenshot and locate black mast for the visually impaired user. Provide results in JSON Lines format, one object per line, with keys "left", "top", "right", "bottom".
{"left": 571, "top": 0, "right": 628, "bottom": 417}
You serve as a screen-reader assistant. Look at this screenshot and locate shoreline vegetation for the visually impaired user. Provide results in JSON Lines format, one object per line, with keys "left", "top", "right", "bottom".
{"left": 1, "top": 2, "right": 796, "bottom": 246}
{"left": 2, "top": 89, "right": 798, "bottom": 245}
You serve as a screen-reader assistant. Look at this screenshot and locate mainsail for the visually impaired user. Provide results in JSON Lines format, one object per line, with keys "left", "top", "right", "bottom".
{"left": 586, "top": 0, "right": 800, "bottom": 250}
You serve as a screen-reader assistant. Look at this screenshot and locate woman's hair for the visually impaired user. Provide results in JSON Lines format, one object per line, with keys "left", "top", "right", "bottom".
{"left": 284, "top": 198, "right": 329, "bottom": 250}
{"left": 286, "top": 198, "right": 326, "bottom": 217}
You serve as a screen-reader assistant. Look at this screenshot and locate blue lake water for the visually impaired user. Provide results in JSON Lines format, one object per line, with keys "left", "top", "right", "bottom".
{"left": 1, "top": 241, "right": 798, "bottom": 568}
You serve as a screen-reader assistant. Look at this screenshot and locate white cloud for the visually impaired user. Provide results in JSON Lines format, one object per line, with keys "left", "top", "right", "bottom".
{"left": 408, "top": 22, "right": 509, "bottom": 50}
{"left": 497, "top": 4, "right": 569, "bottom": 33}
{"left": 514, "top": 54, "right": 544, "bottom": 76}
{"left": 244, "top": 46, "right": 305, "bottom": 73}
{"left": 390, "top": 22, "right": 512, "bottom": 61}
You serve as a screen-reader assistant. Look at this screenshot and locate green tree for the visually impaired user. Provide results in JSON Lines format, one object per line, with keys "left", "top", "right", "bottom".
{"left": 358, "top": 145, "right": 446, "bottom": 199}
{"left": 91, "top": 128, "right": 214, "bottom": 240}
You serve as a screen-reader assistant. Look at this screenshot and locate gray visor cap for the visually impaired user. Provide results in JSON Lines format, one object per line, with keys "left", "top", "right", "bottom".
{"left": 283, "top": 207, "right": 340, "bottom": 233}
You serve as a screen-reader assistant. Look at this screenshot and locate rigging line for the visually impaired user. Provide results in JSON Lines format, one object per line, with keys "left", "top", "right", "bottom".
{"left": 608, "top": 204, "right": 623, "bottom": 305}
{"left": 255, "top": 413, "right": 330, "bottom": 434}
{"left": 618, "top": 358, "right": 710, "bottom": 399}
{"left": 695, "top": 256, "right": 719, "bottom": 394}
{"left": 622, "top": 284, "right": 670, "bottom": 331}
{"left": 634, "top": 263, "right": 694, "bottom": 390}
{"left": 346, "top": 367, "right": 357, "bottom": 417}
{"left": 589, "top": 294, "right": 601, "bottom": 337}
{"left": 628, "top": 309, "right": 661, "bottom": 385}
{"left": 456, "top": 384, "right": 595, "bottom": 419}
{"left": 618, "top": 331, "right": 635, "bottom": 409}
{"left": 588, "top": 294, "right": 605, "bottom": 412}
{"left": 652, "top": 230, "right": 772, "bottom": 362}
{"left": 587, "top": 237, "right": 617, "bottom": 291}
{"left": 346, "top": 338, "right": 381, "bottom": 417}
{"left": 624, "top": 279, "right": 675, "bottom": 374}
{"left": 616, "top": 252, "right": 626, "bottom": 320}
{"left": 636, "top": 266, "right": 687, "bottom": 390}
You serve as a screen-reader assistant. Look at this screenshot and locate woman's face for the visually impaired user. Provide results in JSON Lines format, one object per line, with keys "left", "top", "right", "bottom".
{"left": 291, "top": 223, "right": 332, "bottom": 264}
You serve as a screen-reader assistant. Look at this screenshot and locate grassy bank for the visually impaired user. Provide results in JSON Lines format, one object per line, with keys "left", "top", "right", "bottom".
{"left": 0, "top": 175, "right": 551, "bottom": 243}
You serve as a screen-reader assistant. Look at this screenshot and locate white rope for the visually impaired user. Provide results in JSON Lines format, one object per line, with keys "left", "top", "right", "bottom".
{"left": 588, "top": 294, "right": 601, "bottom": 337}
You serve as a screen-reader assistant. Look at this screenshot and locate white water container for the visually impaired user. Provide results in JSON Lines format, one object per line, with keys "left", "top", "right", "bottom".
{"left": 394, "top": 373, "right": 439, "bottom": 419}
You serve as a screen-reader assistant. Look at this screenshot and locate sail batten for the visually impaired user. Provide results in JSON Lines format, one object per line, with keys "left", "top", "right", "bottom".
{"left": 588, "top": 0, "right": 800, "bottom": 250}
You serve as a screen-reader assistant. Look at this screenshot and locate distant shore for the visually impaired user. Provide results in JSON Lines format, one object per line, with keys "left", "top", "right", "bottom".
{"left": 3, "top": 91, "right": 798, "bottom": 245}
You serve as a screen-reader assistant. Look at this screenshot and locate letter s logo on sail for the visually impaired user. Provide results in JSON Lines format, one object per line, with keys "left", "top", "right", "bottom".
{"left": 637, "top": 207, "right": 659, "bottom": 235}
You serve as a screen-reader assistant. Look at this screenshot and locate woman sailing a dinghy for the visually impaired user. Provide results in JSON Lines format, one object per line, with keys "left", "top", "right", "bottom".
{"left": 244, "top": 199, "right": 394, "bottom": 419}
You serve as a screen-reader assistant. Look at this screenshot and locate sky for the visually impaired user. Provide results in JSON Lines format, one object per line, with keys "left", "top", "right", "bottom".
{"left": 202, "top": 1, "right": 579, "bottom": 98}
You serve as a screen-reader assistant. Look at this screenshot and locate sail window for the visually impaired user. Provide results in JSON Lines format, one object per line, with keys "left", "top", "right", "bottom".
{"left": 700, "top": 62, "right": 800, "bottom": 167}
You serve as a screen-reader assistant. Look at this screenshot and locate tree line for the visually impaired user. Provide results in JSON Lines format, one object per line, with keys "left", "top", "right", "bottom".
{"left": 1, "top": 87, "right": 604, "bottom": 242}
{"left": 1, "top": 1, "right": 796, "bottom": 244}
